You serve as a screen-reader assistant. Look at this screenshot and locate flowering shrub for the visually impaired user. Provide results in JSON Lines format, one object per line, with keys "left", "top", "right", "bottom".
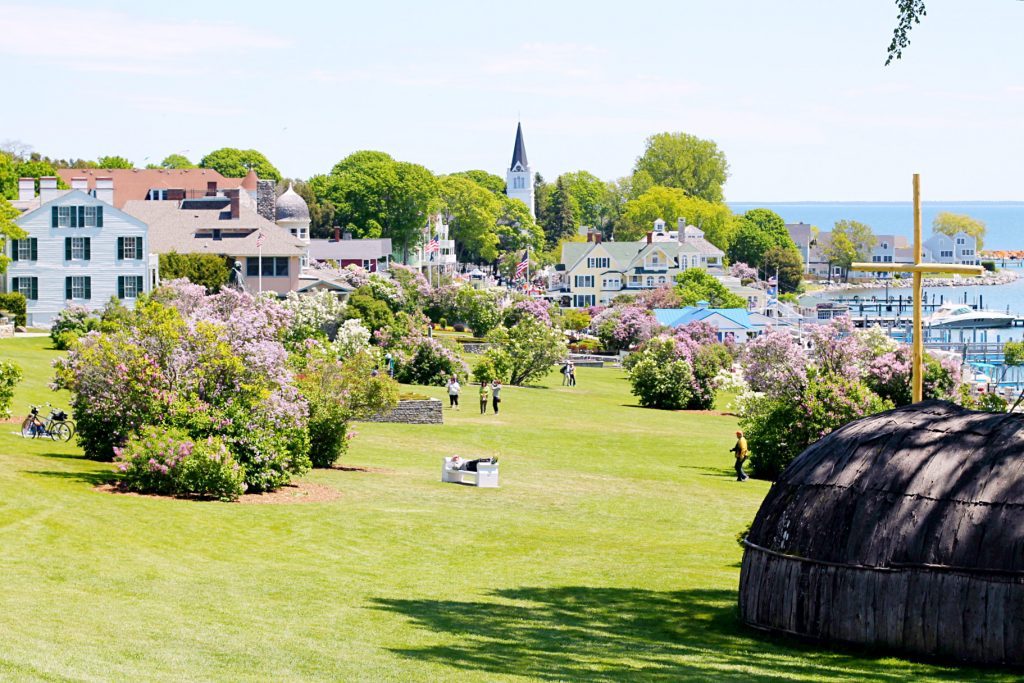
{"left": 389, "top": 264, "right": 432, "bottom": 311}
{"left": 50, "top": 304, "right": 100, "bottom": 349}
{"left": 865, "top": 346, "right": 961, "bottom": 406}
{"left": 392, "top": 335, "right": 469, "bottom": 386}
{"left": 54, "top": 284, "right": 310, "bottom": 492}
{"left": 425, "top": 283, "right": 460, "bottom": 323}
{"left": 0, "top": 359, "right": 21, "bottom": 419}
{"left": 454, "top": 286, "right": 503, "bottom": 337}
{"left": 729, "top": 262, "right": 758, "bottom": 282}
{"left": 741, "top": 330, "right": 807, "bottom": 398}
{"left": 592, "top": 306, "right": 660, "bottom": 352}
{"left": 330, "top": 319, "right": 373, "bottom": 359}
{"left": 628, "top": 337, "right": 695, "bottom": 409}
{"left": 115, "top": 427, "right": 245, "bottom": 501}
{"left": 627, "top": 323, "right": 731, "bottom": 410}
{"left": 740, "top": 371, "right": 893, "bottom": 479}
{"left": 281, "top": 289, "right": 349, "bottom": 343}
{"left": 298, "top": 348, "right": 399, "bottom": 467}
{"left": 504, "top": 297, "right": 552, "bottom": 326}
{"left": 345, "top": 289, "right": 396, "bottom": 333}
{"left": 634, "top": 285, "right": 684, "bottom": 310}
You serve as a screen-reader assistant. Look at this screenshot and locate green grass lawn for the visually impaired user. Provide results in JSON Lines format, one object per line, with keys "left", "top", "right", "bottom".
{"left": 0, "top": 336, "right": 1014, "bottom": 681}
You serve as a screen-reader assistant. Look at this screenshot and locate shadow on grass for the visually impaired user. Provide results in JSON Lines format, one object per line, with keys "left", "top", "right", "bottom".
{"left": 372, "top": 586, "right": 977, "bottom": 682}
{"left": 23, "top": 469, "right": 116, "bottom": 487}
{"left": 678, "top": 465, "right": 734, "bottom": 480}
{"left": 32, "top": 451, "right": 91, "bottom": 462}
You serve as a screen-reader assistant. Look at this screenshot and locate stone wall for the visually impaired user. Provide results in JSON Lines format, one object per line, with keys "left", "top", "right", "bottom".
{"left": 0, "top": 323, "right": 13, "bottom": 339}
{"left": 363, "top": 399, "right": 444, "bottom": 424}
{"left": 256, "top": 180, "right": 276, "bottom": 222}
{"left": 460, "top": 343, "right": 491, "bottom": 354}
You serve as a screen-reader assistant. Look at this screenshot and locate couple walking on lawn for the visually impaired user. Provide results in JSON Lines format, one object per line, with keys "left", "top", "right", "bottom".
{"left": 446, "top": 377, "right": 503, "bottom": 415}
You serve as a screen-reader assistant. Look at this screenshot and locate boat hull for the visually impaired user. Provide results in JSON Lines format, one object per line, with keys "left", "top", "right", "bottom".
{"left": 928, "top": 317, "right": 1014, "bottom": 329}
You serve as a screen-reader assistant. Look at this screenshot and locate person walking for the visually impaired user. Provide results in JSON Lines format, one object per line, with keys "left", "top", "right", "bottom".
{"left": 731, "top": 430, "right": 749, "bottom": 481}
{"left": 560, "top": 362, "right": 570, "bottom": 385}
{"left": 478, "top": 381, "right": 490, "bottom": 415}
{"left": 447, "top": 376, "right": 461, "bottom": 409}
{"left": 491, "top": 380, "right": 502, "bottom": 414}
{"left": 568, "top": 361, "right": 577, "bottom": 387}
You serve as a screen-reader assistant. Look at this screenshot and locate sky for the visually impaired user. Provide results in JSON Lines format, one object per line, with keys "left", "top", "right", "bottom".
{"left": 2, "top": 0, "right": 1023, "bottom": 201}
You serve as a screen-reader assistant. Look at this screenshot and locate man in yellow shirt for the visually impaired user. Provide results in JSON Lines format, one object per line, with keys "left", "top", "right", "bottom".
{"left": 731, "top": 430, "right": 749, "bottom": 482}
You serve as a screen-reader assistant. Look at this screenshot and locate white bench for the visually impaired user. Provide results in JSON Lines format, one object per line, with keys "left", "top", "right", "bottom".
{"left": 442, "top": 457, "right": 499, "bottom": 487}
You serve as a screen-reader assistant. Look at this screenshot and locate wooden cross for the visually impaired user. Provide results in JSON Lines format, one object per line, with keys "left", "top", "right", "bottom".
{"left": 849, "top": 174, "right": 983, "bottom": 403}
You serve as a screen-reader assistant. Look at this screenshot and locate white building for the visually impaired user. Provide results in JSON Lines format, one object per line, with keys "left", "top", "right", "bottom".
{"left": 505, "top": 122, "right": 534, "bottom": 218}
{"left": 7, "top": 182, "right": 156, "bottom": 327}
{"left": 409, "top": 214, "right": 457, "bottom": 274}
{"left": 924, "top": 232, "right": 979, "bottom": 266}
{"left": 275, "top": 183, "right": 311, "bottom": 245}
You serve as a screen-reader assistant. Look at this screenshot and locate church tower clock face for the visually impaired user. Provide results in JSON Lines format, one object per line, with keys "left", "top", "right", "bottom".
{"left": 506, "top": 122, "right": 535, "bottom": 218}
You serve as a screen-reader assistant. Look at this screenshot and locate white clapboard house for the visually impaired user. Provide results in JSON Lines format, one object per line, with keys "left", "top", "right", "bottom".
{"left": 7, "top": 189, "right": 157, "bottom": 327}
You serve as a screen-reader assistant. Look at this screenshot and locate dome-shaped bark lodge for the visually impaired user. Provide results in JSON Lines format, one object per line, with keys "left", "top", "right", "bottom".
{"left": 739, "top": 400, "right": 1024, "bottom": 665}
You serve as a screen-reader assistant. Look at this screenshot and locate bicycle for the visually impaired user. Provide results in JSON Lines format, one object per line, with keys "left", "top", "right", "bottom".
{"left": 21, "top": 404, "right": 75, "bottom": 441}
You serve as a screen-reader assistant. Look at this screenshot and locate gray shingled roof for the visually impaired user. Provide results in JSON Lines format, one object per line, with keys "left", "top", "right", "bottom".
{"left": 123, "top": 199, "right": 306, "bottom": 257}
{"left": 308, "top": 238, "right": 393, "bottom": 261}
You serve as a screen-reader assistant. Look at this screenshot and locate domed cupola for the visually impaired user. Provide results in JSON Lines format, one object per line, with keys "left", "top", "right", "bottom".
{"left": 275, "top": 183, "right": 311, "bottom": 244}
{"left": 275, "top": 184, "right": 310, "bottom": 222}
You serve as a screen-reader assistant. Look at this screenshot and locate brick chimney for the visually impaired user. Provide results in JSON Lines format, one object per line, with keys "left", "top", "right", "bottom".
{"left": 230, "top": 193, "right": 240, "bottom": 219}
{"left": 646, "top": 231, "right": 653, "bottom": 245}
{"left": 594, "top": 233, "right": 602, "bottom": 244}
{"left": 17, "top": 178, "right": 34, "bottom": 201}
{"left": 332, "top": 226, "right": 341, "bottom": 242}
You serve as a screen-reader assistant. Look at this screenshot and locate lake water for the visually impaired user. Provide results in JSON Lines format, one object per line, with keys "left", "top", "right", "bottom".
{"left": 727, "top": 202, "right": 1024, "bottom": 251}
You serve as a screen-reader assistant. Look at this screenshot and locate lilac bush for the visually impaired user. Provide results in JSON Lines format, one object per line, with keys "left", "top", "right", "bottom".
{"left": 505, "top": 297, "right": 552, "bottom": 326}
{"left": 54, "top": 284, "right": 310, "bottom": 492}
{"left": 115, "top": 427, "right": 245, "bottom": 501}
{"left": 729, "top": 262, "right": 758, "bottom": 282}
{"left": 741, "top": 329, "right": 808, "bottom": 398}
{"left": 592, "top": 306, "right": 660, "bottom": 352}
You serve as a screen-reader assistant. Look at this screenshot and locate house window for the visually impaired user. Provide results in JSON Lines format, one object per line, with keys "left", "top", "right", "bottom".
{"left": 572, "top": 294, "right": 595, "bottom": 308}
{"left": 84, "top": 206, "right": 99, "bottom": 227}
{"left": 587, "top": 257, "right": 610, "bottom": 269}
{"left": 117, "top": 236, "right": 143, "bottom": 260}
{"left": 646, "top": 276, "right": 654, "bottom": 287}
{"left": 658, "top": 276, "right": 666, "bottom": 284}
{"left": 12, "top": 277, "right": 38, "bottom": 300}
{"left": 362, "top": 259, "right": 374, "bottom": 270}
{"left": 58, "top": 206, "right": 73, "bottom": 227}
{"left": 247, "top": 257, "right": 290, "bottom": 277}
{"left": 122, "top": 237, "right": 137, "bottom": 259}
{"left": 601, "top": 277, "right": 620, "bottom": 289}
{"left": 71, "top": 237, "right": 90, "bottom": 260}
{"left": 881, "top": 242, "right": 889, "bottom": 250}
{"left": 872, "top": 255, "right": 881, "bottom": 262}
{"left": 16, "top": 239, "right": 34, "bottom": 261}
{"left": 941, "top": 250, "right": 954, "bottom": 258}
{"left": 119, "top": 275, "right": 144, "bottom": 299}
{"left": 67, "top": 276, "right": 91, "bottom": 300}
{"left": 574, "top": 275, "right": 594, "bottom": 288}
{"left": 957, "top": 237, "right": 965, "bottom": 245}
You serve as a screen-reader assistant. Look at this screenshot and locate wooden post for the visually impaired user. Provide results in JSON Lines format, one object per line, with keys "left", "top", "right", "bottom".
{"left": 912, "top": 173, "right": 923, "bottom": 403}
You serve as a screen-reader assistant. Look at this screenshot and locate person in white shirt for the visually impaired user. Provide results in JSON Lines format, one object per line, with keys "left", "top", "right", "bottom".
{"left": 446, "top": 376, "right": 461, "bottom": 409}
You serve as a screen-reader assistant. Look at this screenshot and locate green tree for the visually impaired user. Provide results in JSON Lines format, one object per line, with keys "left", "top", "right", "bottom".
{"left": 0, "top": 153, "right": 17, "bottom": 199}
{"left": 533, "top": 172, "right": 551, "bottom": 229}
{"left": 15, "top": 159, "right": 63, "bottom": 193}
{"left": 439, "top": 175, "right": 501, "bottom": 262}
{"left": 281, "top": 179, "right": 334, "bottom": 239}
{"left": 557, "top": 171, "right": 614, "bottom": 232}
{"left": 200, "top": 148, "right": 282, "bottom": 181}
{"left": 345, "top": 289, "right": 395, "bottom": 333}
{"left": 628, "top": 337, "right": 695, "bottom": 410}
{"left": 618, "top": 186, "right": 737, "bottom": 248}
{"left": 0, "top": 197, "right": 27, "bottom": 274}
{"left": 933, "top": 211, "right": 986, "bottom": 249}
{"left": 97, "top": 155, "right": 133, "bottom": 169}
{"left": 727, "top": 208, "right": 796, "bottom": 268}
{"left": 825, "top": 220, "right": 876, "bottom": 281}
{"left": 450, "top": 170, "right": 505, "bottom": 195}
{"left": 312, "top": 151, "right": 438, "bottom": 261}
{"left": 483, "top": 315, "right": 567, "bottom": 385}
{"left": 158, "top": 252, "right": 233, "bottom": 292}
{"left": 633, "top": 132, "right": 729, "bottom": 203}
{"left": 540, "top": 176, "right": 579, "bottom": 246}
{"left": 160, "top": 154, "right": 197, "bottom": 169}
{"left": 761, "top": 245, "right": 805, "bottom": 294}
{"left": 886, "top": 0, "right": 927, "bottom": 65}
{"left": 675, "top": 268, "right": 747, "bottom": 308}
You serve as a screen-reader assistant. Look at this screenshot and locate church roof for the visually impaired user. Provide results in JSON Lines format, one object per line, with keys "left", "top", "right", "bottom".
{"left": 275, "top": 183, "right": 310, "bottom": 222}
{"left": 510, "top": 122, "right": 528, "bottom": 170}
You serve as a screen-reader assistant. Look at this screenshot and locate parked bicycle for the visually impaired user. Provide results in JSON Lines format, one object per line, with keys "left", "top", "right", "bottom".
{"left": 21, "top": 404, "right": 75, "bottom": 441}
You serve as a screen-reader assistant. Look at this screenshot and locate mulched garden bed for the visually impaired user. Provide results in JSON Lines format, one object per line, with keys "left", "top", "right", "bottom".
{"left": 94, "top": 480, "right": 342, "bottom": 504}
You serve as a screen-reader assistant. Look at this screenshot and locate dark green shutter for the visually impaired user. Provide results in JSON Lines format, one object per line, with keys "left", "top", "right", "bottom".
{"left": 135, "top": 236, "right": 143, "bottom": 259}
{"left": 83, "top": 237, "right": 91, "bottom": 260}
{"left": 65, "top": 277, "right": 72, "bottom": 301}
{"left": 84, "top": 277, "right": 91, "bottom": 300}
{"left": 137, "top": 276, "right": 144, "bottom": 294}
{"left": 30, "top": 238, "right": 37, "bottom": 261}
{"left": 11, "top": 240, "right": 18, "bottom": 262}
{"left": 117, "top": 276, "right": 125, "bottom": 299}
{"left": 11, "top": 277, "right": 18, "bottom": 293}
{"left": 96, "top": 206, "right": 103, "bottom": 227}
{"left": 51, "top": 206, "right": 58, "bottom": 227}
{"left": 31, "top": 278, "right": 38, "bottom": 301}
{"left": 117, "top": 237, "right": 124, "bottom": 260}
{"left": 65, "top": 238, "right": 72, "bottom": 261}
{"left": 77, "top": 206, "right": 85, "bottom": 228}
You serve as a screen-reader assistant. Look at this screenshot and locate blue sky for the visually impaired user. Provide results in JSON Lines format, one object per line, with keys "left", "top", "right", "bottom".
{"left": 3, "top": 1, "right": 1022, "bottom": 200}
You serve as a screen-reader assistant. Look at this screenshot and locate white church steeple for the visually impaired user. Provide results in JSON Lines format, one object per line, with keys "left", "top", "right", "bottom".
{"left": 506, "top": 122, "right": 535, "bottom": 218}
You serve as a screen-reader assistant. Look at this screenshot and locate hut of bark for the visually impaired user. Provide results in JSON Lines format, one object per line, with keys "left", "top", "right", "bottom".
{"left": 739, "top": 400, "right": 1024, "bottom": 665}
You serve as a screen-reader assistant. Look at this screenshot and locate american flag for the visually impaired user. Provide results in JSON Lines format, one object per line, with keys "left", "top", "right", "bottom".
{"left": 255, "top": 231, "right": 266, "bottom": 248}
{"left": 425, "top": 237, "right": 440, "bottom": 254}
{"left": 515, "top": 252, "right": 529, "bottom": 278}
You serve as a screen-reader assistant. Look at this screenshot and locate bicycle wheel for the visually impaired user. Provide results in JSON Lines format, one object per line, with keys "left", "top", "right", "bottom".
{"left": 63, "top": 420, "right": 76, "bottom": 439}
{"left": 20, "top": 416, "right": 36, "bottom": 438}
{"left": 51, "top": 422, "right": 72, "bottom": 442}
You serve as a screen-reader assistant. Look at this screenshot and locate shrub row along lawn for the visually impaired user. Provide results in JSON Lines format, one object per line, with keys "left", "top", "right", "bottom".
{"left": 0, "top": 336, "right": 1012, "bottom": 681}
